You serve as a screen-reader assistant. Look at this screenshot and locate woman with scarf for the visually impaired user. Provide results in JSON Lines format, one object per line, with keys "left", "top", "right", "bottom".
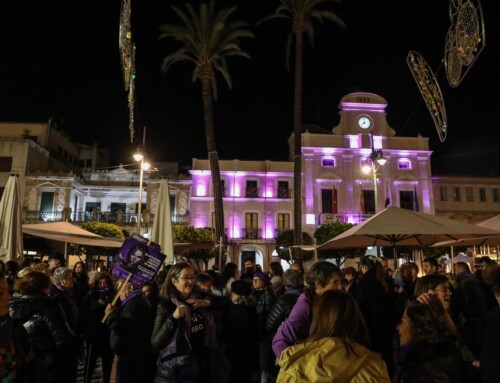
{"left": 81, "top": 273, "right": 115, "bottom": 383}
{"left": 151, "top": 262, "right": 230, "bottom": 383}
{"left": 105, "top": 280, "right": 156, "bottom": 383}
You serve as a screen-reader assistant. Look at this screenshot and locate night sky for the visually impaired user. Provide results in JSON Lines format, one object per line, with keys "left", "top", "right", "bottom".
{"left": 2, "top": 0, "right": 499, "bottom": 176}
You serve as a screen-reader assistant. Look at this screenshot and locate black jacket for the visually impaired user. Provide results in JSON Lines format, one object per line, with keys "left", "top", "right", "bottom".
{"left": 393, "top": 342, "right": 464, "bottom": 383}
{"left": 222, "top": 300, "right": 259, "bottom": 383}
{"left": 480, "top": 307, "right": 500, "bottom": 383}
{"left": 151, "top": 293, "right": 231, "bottom": 383}
{"left": 10, "top": 293, "right": 75, "bottom": 383}
{"left": 107, "top": 292, "right": 156, "bottom": 383}
{"left": 265, "top": 287, "right": 301, "bottom": 336}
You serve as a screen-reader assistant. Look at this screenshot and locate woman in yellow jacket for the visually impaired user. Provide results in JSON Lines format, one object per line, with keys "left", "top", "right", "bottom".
{"left": 277, "top": 290, "right": 390, "bottom": 383}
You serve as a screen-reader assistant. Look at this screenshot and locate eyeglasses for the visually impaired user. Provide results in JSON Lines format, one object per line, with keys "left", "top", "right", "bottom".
{"left": 179, "top": 276, "right": 195, "bottom": 281}
{"left": 434, "top": 288, "right": 452, "bottom": 294}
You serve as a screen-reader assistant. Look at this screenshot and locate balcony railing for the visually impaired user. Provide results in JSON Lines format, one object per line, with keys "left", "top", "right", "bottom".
{"left": 277, "top": 188, "right": 291, "bottom": 199}
{"left": 25, "top": 210, "right": 189, "bottom": 225}
{"left": 242, "top": 227, "right": 262, "bottom": 240}
{"left": 245, "top": 187, "right": 260, "bottom": 198}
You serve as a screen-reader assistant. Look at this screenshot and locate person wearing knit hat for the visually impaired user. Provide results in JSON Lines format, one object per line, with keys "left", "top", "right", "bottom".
{"left": 252, "top": 270, "right": 275, "bottom": 383}
{"left": 253, "top": 271, "right": 270, "bottom": 286}
{"left": 231, "top": 280, "right": 252, "bottom": 297}
{"left": 223, "top": 279, "right": 259, "bottom": 383}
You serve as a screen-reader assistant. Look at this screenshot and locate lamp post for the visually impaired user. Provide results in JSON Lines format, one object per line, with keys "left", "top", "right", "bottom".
{"left": 362, "top": 133, "right": 387, "bottom": 214}
{"left": 133, "top": 128, "right": 150, "bottom": 234}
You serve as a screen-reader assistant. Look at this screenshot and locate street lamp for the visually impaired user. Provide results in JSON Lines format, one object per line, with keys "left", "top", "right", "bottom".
{"left": 362, "top": 134, "right": 387, "bottom": 213}
{"left": 134, "top": 150, "right": 150, "bottom": 234}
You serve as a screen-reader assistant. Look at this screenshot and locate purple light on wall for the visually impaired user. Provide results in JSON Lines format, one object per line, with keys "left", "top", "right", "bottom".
{"left": 345, "top": 214, "right": 362, "bottom": 225}
{"left": 348, "top": 135, "right": 361, "bottom": 148}
{"left": 265, "top": 228, "right": 274, "bottom": 239}
{"left": 232, "top": 184, "right": 241, "bottom": 197}
{"left": 196, "top": 184, "right": 206, "bottom": 197}
{"left": 265, "top": 189, "right": 274, "bottom": 198}
{"left": 341, "top": 104, "right": 387, "bottom": 111}
{"left": 306, "top": 214, "right": 316, "bottom": 225}
{"left": 193, "top": 217, "right": 207, "bottom": 228}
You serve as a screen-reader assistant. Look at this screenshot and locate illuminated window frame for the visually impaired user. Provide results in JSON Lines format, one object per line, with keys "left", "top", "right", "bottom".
{"left": 321, "top": 156, "right": 336, "bottom": 168}
{"left": 398, "top": 159, "right": 412, "bottom": 170}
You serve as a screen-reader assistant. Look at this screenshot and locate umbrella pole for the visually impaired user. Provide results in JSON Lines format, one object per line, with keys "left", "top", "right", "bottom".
{"left": 451, "top": 246, "right": 454, "bottom": 275}
{"left": 64, "top": 242, "right": 68, "bottom": 265}
{"left": 393, "top": 247, "right": 397, "bottom": 270}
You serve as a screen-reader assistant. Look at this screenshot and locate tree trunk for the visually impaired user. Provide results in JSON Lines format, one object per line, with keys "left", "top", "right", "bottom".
{"left": 293, "top": 28, "right": 303, "bottom": 250}
{"left": 201, "top": 71, "right": 226, "bottom": 266}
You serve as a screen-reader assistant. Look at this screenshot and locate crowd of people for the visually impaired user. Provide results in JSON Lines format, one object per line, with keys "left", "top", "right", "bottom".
{"left": 0, "top": 253, "right": 499, "bottom": 383}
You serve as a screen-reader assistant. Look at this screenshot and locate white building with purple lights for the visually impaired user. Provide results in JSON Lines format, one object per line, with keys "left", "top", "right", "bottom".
{"left": 189, "top": 92, "right": 435, "bottom": 270}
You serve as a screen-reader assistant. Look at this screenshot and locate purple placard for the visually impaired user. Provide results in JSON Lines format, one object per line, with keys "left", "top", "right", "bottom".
{"left": 112, "top": 233, "right": 166, "bottom": 288}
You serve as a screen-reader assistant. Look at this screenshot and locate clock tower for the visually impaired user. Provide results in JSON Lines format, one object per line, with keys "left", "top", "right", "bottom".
{"left": 332, "top": 92, "right": 396, "bottom": 137}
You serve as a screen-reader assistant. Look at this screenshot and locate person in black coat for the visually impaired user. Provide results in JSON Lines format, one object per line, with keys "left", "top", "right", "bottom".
{"left": 479, "top": 266, "right": 500, "bottom": 383}
{"left": 72, "top": 261, "right": 89, "bottom": 306}
{"left": 80, "top": 273, "right": 116, "bottom": 383}
{"left": 9, "top": 271, "right": 76, "bottom": 383}
{"left": 151, "top": 262, "right": 231, "bottom": 383}
{"left": 394, "top": 297, "right": 463, "bottom": 383}
{"left": 222, "top": 280, "right": 259, "bottom": 383}
{"left": 353, "top": 257, "right": 397, "bottom": 375}
{"left": 105, "top": 280, "right": 156, "bottom": 383}
{"left": 265, "top": 269, "right": 302, "bottom": 337}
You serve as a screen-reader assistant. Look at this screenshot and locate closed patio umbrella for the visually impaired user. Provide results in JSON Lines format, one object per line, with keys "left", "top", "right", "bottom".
{"left": 151, "top": 178, "right": 174, "bottom": 264}
{"left": 0, "top": 174, "right": 24, "bottom": 261}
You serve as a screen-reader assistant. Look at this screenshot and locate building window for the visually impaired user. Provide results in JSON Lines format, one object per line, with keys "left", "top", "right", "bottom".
{"left": 400, "top": 190, "right": 416, "bottom": 211}
{"left": 277, "top": 181, "right": 290, "bottom": 198}
{"left": 493, "top": 188, "right": 500, "bottom": 203}
{"left": 321, "top": 157, "right": 335, "bottom": 168}
{"left": 466, "top": 187, "right": 473, "bottom": 202}
{"left": 277, "top": 213, "right": 290, "bottom": 236}
{"left": 440, "top": 186, "right": 447, "bottom": 201}
{"left": 398, "top": 159, "right": 411, "bottom": 169}
{"left": 479, "top": 188, "right": 487, "bottom": 202}
{"left": 363, "top": 190, "right": 375, "bottom": 214}
{"left": 245, "top": 180, "right": 259, "bottom": 198}
{"left": 0, "top": 157, "right": 13, "bottom": 172}
{"left": 244, "top": 212, "right": 260, "bottom": 239}
{"left": 453, "top": 187, "right": 461, "bottom": 202}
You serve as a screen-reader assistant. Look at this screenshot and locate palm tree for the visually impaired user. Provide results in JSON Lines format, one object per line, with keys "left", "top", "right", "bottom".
{"left": 262, "top": 0, "right": 345, "bottom": 249}
{"left": 159, "top": 2, "right": 253, "bottom": 256}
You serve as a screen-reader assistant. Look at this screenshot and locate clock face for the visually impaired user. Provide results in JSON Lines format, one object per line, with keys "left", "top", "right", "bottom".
{"left": 357, "top": 116, "right": 372, "bottom": 130}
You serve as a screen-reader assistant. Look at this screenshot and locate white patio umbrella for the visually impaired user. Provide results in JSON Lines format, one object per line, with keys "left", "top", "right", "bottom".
{"left": 0, "top": 174, "right": 24, "bottom": 261}
{"left": 23, "top": 221, "right": 123, "bottom": 262}
{"left": 477, "top": 215, "right": 500, "bottom": 231}
{"left": 318, "top": 206, "right": 500, "bottom": 252}
{"left": 151, "top": 178, "right": 174, "bottom": 264}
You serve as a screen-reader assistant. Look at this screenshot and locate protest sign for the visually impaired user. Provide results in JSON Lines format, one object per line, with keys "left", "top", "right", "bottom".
{"left": 112, "top": 233, "right": 166, "bottom": 288}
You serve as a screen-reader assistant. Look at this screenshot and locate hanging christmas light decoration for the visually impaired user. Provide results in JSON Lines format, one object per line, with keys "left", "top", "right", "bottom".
{"left": 407, "top": 51, "right": 448, "bottom": 142}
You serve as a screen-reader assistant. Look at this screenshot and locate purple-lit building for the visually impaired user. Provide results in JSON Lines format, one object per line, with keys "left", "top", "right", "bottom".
{"left": 190, "top": 92, "right": 434, "bottom": 270}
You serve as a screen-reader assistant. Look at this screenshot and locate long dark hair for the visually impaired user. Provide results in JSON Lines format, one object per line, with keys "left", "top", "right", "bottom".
{"left": 307, "top": 290, "right": 370, "bottom": 354}
{"left": 405, "top": 297, "right": 457, "bottom": 344}
{"left": 220, "top": 262, "right": 237, "bottom": 288}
